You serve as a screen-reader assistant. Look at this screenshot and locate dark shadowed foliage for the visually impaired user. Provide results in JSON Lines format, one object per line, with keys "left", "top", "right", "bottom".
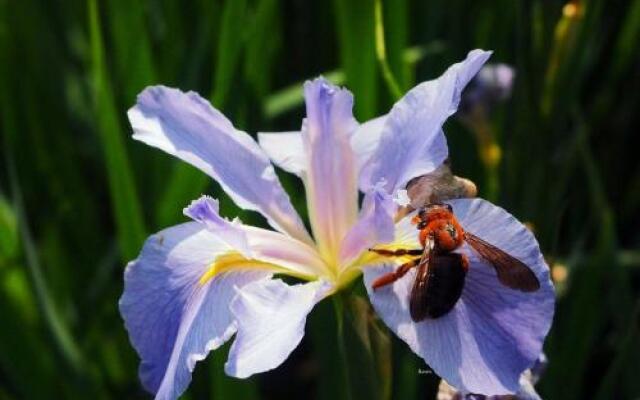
{"left": 0, "top": 0, "right": 639, "bottom": 399}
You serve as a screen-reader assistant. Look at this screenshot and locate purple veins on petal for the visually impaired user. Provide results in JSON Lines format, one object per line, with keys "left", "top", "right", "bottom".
{"left": 120, "top": 212, "right": 328, "bottom": 398}
{"left": 363, "top": 198, "right": 554, "bottom": 395}
{"left": 119, "top": 222, "right": 272, "bottom": 400}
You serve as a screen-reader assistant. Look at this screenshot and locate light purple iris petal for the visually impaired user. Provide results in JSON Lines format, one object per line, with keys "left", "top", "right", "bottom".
{"left": 119, "top": 222, "right": 272, "bottom": 400}
{"left": 257, "top": 131, "right": 306, "bottom": 177}
{"left": 350, "top": 115, "right": 387, "bottom": 181}
{"left": 302, "top": 78, "right": 359, "bottom": 258}
{"left": 184, "top": 195, "right": 252, "bottom": 258}
{"left": 240, "top": 225, "right": 330, "bottom": 278}
{"left": 364, "top": 198, "right": 554, "bottom": 395}
{"left": 359, "top": 50, "right": 492, "bottom": 194}
{"left": 225, "top": 279, "right": 331, "bottom": 378}
{"left": 339, "top": 182, "right": 397, "bottom": 265}
{"left": 258, "top": 118, "right": 386, "bottom": 183}
{"left": 128, "top": 86, "right": 312, "bottom": 245}
{"left": 186, "top": 194, "right": 327, "bottom": 278}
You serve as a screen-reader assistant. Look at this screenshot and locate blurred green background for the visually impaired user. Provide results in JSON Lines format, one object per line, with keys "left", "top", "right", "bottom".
{"left": 1, "top": 0, "right": 639, "bottom": 399}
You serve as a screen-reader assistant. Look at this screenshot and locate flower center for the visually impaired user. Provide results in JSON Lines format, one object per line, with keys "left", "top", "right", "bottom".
{"left": 333, "top": 241, "right": 418, "bottom": 289}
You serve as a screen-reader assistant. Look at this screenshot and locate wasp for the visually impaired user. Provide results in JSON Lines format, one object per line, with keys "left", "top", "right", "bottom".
{"left": 370, "top": 203, "right": 540, "bottom": 321}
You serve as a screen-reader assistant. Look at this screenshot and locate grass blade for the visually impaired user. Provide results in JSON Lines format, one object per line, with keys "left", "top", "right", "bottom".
{"left": 88, "top": 0, "right": 146, "bottom": 260}
{"left": 156, "top": 0, "right": 249, "bottom": 228}
{"left": 6, "top": 157, "right": 85, "bottom": 375}
{"left": 333, "top": 0, "right": 378, "bottom": 119}
{"left": 262, "top": 45, "right": 437, "bottom": 120}
{"left": 374, "top": 0, "right": 402, "bottom": 100}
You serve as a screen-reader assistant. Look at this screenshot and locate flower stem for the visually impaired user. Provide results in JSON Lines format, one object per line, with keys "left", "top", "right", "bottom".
{"left": 333, "top": 295, "right": 354, "bottom": 400}
{"left": 332, "top": 292, "right": 392, "bottom": 400}
{"left": 374, "top": 0, "right": 403, "bottom": 100}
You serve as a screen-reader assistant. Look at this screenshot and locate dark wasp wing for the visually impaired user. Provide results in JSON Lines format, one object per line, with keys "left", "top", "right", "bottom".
{"left": 409, "top": 243, "right": 432, "bottom": 322}
{"left": 464, "top": 232, "right": 540, "bottom": 292}
{"left": 409, "top": 248, "right": 430, "bottom": 322}
{"left": 409, "top": 241, "right": 468, "bottom": 321}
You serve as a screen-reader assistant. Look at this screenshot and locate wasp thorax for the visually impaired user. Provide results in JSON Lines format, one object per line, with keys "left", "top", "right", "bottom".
{"left": 433, "top": 222, "right": 462, "bottom": 251}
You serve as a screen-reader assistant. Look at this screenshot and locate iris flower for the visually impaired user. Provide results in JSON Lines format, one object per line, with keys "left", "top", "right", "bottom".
{"left": 120, "top": 49, "right": 554, "bottom": 400}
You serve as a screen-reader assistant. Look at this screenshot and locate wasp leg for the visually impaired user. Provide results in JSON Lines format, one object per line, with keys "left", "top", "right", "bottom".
{"left": 372, "top": 257, "right": 422, "bottom": 290}
{"left": 460, "top": 253, "right": 469, "bottom": 272}
{"left": 368, "top": 248, "right": 423, "bottom": 257}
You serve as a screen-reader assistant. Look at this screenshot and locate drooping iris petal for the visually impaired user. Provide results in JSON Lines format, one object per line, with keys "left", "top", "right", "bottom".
{"left": 258, "top": 131, "right": 306, "bottom": 177}
{"left": 301, "top": 78, "right": 359, "bottom": 261}
{"left": 363, "top": 198, "right": 554, "bottom": 395}
{"left": 184, "top": 195, "right": 252, "bottom": 258}
{"left": 359, "top": 50, "right": 492, "bottom": 195}
{"left": 339, "top": 183, "right": 396, "bottom": 266}
{"left": 225, "top": 279, "right": 331, "bottom": 378}
{"left": 128, "top": 86, "right": 312, "bottom": 245}
{"left": 119, "top": 222, "right": 272, "bottom": 400}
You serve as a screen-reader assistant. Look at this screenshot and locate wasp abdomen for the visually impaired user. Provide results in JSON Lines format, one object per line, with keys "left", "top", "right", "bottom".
{"left": 410, "top": 252, "right": 467, "bottom": 321}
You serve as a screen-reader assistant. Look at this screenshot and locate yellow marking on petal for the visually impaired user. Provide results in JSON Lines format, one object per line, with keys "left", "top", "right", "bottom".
{"left": 335, "top": 241, "right": 422, "bottom": 289}
{"left": 199, "top": 251, "right": 317, "bottom": 286}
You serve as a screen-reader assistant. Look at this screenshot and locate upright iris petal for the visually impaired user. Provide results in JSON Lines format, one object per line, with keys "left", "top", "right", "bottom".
{"left": 358, "top": 49, "right": 492, "bottom": 195}
{"left": 302, "top": 79, "right": 360, "bottom": 263}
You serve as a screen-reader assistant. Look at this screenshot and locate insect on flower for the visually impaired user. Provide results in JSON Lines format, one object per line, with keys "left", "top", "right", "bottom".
{"left": 370, "top": 203, "right": 539, "bottom": 321}
{"left": 119, "top": 49, "right": 554, "bottom": 399}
